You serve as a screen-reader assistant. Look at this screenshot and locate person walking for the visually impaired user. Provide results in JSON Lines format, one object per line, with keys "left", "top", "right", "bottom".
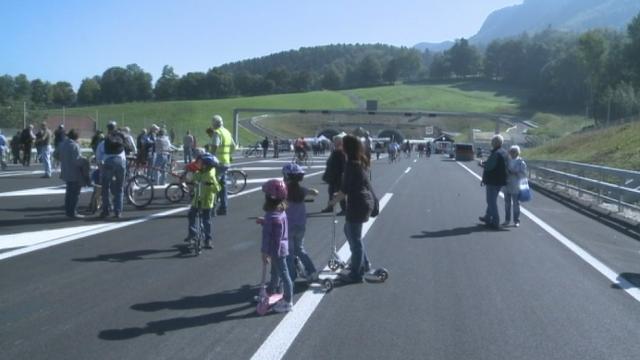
{"left": 209, "top": 114, "right": 236, "bottom": 216}
{"left": 273, "top": 136, "right": 280, "bottom": 158}
{"left": 321, "top": 135, "right": 346, "bottom": 214}
{"left": 11, "top": 131, "right": 21, "bottom": 164}
{"left": 503, "top": 145, "right": 527, "bottom": 228}
{"left": 183, "top": 130, "right": 195, "bottom": 164}
{"left": 479, "top": 134, "right": 508, "bottom": 230}
{"left": 0, "top": 130, "right": 8, "bottom": 170}
{"left": 58, "top": 129, "right": 85, "bottom": 218}
{"left": 154, "top": 128, "right": 176, "bottom": 185}
{"left": 53, "top": 124, "right": 66, "bottom": 170}
{"left": 328, "top": 135, "right": 378, "bottom": 283}
{"left": 20, "top": 124, "right": 35, "bottom": 167}
{"left": 35, "top": 122, "right": 53, "bottom": 178}
{"left": 261, "top": 137, "right": 270, "bottom": 158}
{"left": 96, "top": 121, "right": 127, "bottom": 219}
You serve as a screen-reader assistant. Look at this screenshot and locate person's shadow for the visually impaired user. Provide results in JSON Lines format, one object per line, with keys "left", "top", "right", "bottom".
{"left": 73, "top": 245, "right": 191, "bottom": 263}
{"left": 611, "top": 273, "right": 640, "bottom": 290}
{"left": 411, "top": 224, "right": 502, "bottom": 239}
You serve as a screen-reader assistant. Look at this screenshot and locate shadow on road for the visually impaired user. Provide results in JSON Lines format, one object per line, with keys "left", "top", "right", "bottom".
{"left": 73, "top": 245, "right": 193, "bottom": 262}
{"left": 411, "top": 224, "right": 506, "bottom": 238}
{"left": 98, "top": 283, "right": 311, "bottom": 340}
{"left": 611, "top": 273, "right": 640, "bottom": 290}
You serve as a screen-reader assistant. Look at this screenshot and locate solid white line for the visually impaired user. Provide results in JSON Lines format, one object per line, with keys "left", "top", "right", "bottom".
{"left": 456, "top": 161, "right": 640, "bottom": 302}
{"left": 0, "top": 185, "right": 93, "bottom": 197}
{"left": 236, "top": 166, "right": 325, "bottom": 171}
{"left": 250, "top": 193, "right": 393, "bottom": 360}
{"left": 404, "top": 167, "right": 412, "bottom": 174}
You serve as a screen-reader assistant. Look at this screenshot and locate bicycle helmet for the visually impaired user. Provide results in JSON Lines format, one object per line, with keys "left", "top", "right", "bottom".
{"left": 282, "top": 163, "right": 305, "bottom": 182}
{"left": 201, "top": 155, "right": 219, "bottom": 167}
{"left": 262, "top": 179, "right": 288, "bottom": 200}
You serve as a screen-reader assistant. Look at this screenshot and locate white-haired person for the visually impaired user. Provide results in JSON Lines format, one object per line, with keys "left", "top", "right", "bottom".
{"left": 479, "top": 134, "right": 509, "bottom": 230}
{"left": 503, "top": 145, "right": 527, "bottom": 227}
{"left": 209, "top": 114, "right": 236, "bottom": 215}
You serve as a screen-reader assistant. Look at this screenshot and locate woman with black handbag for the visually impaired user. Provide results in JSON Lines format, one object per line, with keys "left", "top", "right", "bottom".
{"left": 329, "top": 135, "right": 379, "bottom": 283}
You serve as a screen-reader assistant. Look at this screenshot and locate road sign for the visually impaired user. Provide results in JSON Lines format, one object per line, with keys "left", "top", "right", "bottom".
{"left": 425, "top": 126, "right": 433, "bottom": 135}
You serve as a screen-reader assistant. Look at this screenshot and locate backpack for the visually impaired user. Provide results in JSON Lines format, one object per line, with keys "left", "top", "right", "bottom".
{"left": 104, "top": 131, "right": 126, "bottom": 155}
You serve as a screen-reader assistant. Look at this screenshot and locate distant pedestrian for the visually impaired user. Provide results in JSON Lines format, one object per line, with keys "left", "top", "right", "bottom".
{"left": 321, "top": 134, "right": 346, "bottom": 214}
{"left": 96, "top": 121, "right": 127, "bottom": 219}
{"left": 273, "top": 136, "right": 280, "bottom": 158}
{"left": 261, "top": 137, "right": 270, "bottom": 158}
{"left": 479, "top": 134, "right": 508, "bottom": 230}
{"left": 183, "top": 130, "right": 195, "bottom": 164}
{"left": 53, "top": 124, "right": 66, "bottom": 169}
{"left": 0, "top": 129, "right": 7, "bottom": 170}
{"left": 121, "top": 127, "right": 137, "bottom": 157}
{"left": 35, "top": 122, "right": 53, "bottom": 178}
{"left": 11, "top": 132, "right": 21, "bottom": 164}
{"left": 90, "top": 130, "right": 104, "bottom": 155}
{"left": 154, "top": 129, "right": 176, "bottom": 185}
{"left": 59, "top": 129, "right": 85, "bottom": 218}
{"left": 20, "top": 124, "right": 35, "bottom": 166}
{"left": 209, "top": 114, "right": 236, "bottom": 216}
{"left": 503, "top": 145, "right": 527, "bottom": 228}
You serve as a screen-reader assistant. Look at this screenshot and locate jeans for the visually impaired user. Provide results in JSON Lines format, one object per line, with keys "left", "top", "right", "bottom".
{"left": 269, "top": 256, "right": 293, "bottom": 303}
{"left": 504, "top": 192, "right": 520, "bottom": 223}
{"left": 344, "top": 221, "right": 368, "bottom": 280}
{"left": 0, "top": 147, "right": 7, "bottom": 169}
{"left": 217, "top": 165, "right": 229, "bottom": 211}
{"left": 154, "top": 153, "right": 169, "bottom": 185}
{"left": 183, "top": 146, "right": 192, "bottom": 164}
{"left": 65, "top": 181, "right": 81, "bottom": 216}
{"left": 484, "top": 185, "right": 502, "bottom": 226}
{"left": 101, "top": 156, "right": 126, "bottom": 215}
{"left": 41, "top": 145, "right": 51, "bottom": 176}
{"left": 286, "top": 224, "right": 317, "bottom": 281}
{"left": 188, "top": 207, "right": 212, "bottom": 241}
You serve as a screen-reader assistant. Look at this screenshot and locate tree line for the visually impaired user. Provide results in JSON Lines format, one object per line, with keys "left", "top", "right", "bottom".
{"left": 2, "top": 13, "right": 640, "bottom": 128}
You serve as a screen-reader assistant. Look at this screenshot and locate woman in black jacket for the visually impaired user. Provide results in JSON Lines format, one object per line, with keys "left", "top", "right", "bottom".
{"left": 329, "top": 135, "right": 377, "bottom": 283}
{"left": 321, "top": 135, "right": 346, "bottom": 214}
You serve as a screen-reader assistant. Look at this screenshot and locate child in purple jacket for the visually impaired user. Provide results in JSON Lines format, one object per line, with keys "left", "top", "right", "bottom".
{"left": 257, "top": 179, "right": 293, "bottom": 313}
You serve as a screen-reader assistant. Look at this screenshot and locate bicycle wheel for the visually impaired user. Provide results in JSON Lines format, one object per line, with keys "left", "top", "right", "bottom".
{"left": 127, "top": 175, "right": 154, "bottom": 209}
{"left": 165, "top": 183, "right": 186, "bottom": 203}
{"left": 226, "top": 170, "right": 247, "bottom": 195}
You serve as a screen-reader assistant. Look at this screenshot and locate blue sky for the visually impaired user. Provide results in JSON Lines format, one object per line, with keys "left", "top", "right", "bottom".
{"left": 1, "top": 0, "right": 522, "bottom": 89}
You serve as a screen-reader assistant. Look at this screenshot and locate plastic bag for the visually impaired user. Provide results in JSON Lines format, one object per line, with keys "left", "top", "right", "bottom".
{"left": 518, "top": 178, "right": 532, "bottom": 202}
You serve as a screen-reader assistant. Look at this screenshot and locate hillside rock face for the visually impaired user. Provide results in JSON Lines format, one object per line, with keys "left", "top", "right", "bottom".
{"left": 415, "top": 0, "right": 640, "bottom": 51}
{"left": 471, "top": 0, "right": 640, "bottom": 44}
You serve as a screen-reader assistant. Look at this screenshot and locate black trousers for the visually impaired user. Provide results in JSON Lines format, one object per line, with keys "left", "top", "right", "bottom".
{"left": 328, "top": 182, "right": 346, "bottom": 211}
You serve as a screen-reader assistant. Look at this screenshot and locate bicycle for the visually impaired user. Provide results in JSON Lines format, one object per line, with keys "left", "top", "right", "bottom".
{"left": 189, "top": 181, "right": 205, "bottom": 256}
{"left": 124, "top": 157, "right": 155, "bottom": 208}
{"left": 225, "top": 169, "right": 247, "bottom": 195}
{"left": 243, "top": 143, "right": 261, "bottom": 158}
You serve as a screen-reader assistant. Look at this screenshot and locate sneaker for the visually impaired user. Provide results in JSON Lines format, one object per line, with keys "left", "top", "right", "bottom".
{"left": 114, "top": 212, "right": 122, "bottom": 219}
{"left": 514, "top": 221, "right": 520, "bottom": 228}
{"left": 216, "top": 208, "right": 227, "bottom": 216}
{"left": 183, "top": 236, "right": 193, "bottom": 243}
{"left": 272, "top": 299, "right": 293, "bottom": 313}
{"left": 99, "top": 212, "right": 109, "bottom": 219}
{"left": 320, "top": 207, "right": 333, "bottom": 213}
{"left": 478, "top": 216, "right": 488, "bottom": 223}
{"left": 502, "top": 221, "right": 510, "bottom": 227}
{"left": 204, "top": 241, "right": 213, "bottom": 249}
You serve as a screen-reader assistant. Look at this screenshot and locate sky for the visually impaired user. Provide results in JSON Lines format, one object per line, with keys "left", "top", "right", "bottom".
{"left": 1, "top": 0, "right": 522, "bottom": 89}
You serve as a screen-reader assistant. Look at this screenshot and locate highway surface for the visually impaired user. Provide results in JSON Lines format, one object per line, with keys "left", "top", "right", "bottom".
{"left": 1, "top": 152, "right": 640, "bottom": 359}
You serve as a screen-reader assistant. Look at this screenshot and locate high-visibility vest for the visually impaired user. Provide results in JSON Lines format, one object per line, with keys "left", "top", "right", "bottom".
{"left": 215, "top": 127, "right": 234, "bottom": 165}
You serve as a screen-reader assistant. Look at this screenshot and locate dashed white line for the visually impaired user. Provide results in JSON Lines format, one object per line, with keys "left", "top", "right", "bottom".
{"left": 404, "top": 167, "right": 412, "bottom": 174}
{"left": 456, "top": 161, "right": 640, "bottom": 303}
{"left": 250, "top": 193, "right": 394, "bottom": 360}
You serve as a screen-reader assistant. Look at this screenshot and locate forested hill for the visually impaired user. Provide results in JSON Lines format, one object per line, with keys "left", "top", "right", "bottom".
{"left": 471, "top": 0, "right": 640, "bottom": 44}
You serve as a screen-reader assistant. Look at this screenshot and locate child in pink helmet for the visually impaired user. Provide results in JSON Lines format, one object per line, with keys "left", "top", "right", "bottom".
{"left": 257, "top": 179, "right": 293, "bottom": 313}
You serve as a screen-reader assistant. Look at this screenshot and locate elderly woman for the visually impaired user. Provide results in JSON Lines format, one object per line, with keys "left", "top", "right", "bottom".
{"left": 479, "top": 134, "right": 508, "bottom": 230}
{"left": 504, "top": 145, "right": 527, "bottom": 227}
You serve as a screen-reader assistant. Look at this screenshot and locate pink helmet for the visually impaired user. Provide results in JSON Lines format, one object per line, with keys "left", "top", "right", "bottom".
{"left": 262, "top": 179, "right": 287, "bottom": 200}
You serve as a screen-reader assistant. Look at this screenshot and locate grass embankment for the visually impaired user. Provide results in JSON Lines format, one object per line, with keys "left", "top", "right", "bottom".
{"left": 37, "top": 91, "right": 354, "bottom": 145}
{"left": 525, "top": 120, "right": 640, "bottom": 170}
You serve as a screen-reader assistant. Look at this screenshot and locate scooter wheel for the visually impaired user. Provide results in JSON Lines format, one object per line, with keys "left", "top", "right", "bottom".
{"left": 322, "top": 279, "right": 334, "bottom": 292}
{"left": 374, "top": 268, "right": 389, "bottom": 282}
{"left": 328, "top": 259, "right": 340, "bottom": 272}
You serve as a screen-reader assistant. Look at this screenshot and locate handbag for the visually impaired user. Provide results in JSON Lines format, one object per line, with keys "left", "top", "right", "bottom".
{"left": 518, "top": 178, "right": 532, "bottom": 202}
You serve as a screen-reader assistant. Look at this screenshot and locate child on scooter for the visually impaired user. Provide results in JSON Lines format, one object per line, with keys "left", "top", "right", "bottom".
{"left": 257, "top": 179, "right": 293, "bottom": 313}
{"left": 184, "top": 154, "right": 220, "bottom": 249}
{"left": 282, "top": 163, "right": 319, "bottom": 282}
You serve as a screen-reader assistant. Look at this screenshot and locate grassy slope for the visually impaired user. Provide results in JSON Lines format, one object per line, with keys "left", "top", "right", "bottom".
{"left": 37, "top": 91, "right": 354, "bottom": 145}
{"left": 525, "top": 121, "right": 640, "bottom": 170}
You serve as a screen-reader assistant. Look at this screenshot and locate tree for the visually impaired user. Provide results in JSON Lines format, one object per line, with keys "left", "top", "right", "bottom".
{"left": 0, "top": 75, "right": 14, "bottom": 103}
{"left": 13, "top": 74, "right": 31, "bottom": 100}
{"left": 578, "top": 30, "right": 607, "bottom": 117}
{"left": 77, "top": 77, "right": 101, "bottom": 105}
{"left": 265, "top": 67, "right": 291, "bottom": 93}
{"left": 100, "top": 67, "right": 129, "bottom": 103}
{"left": 429, "top": 53, "right": 451, "bottom": 79}
{"left": 154, "top": 65, "right": 179, "bottom": 101}
{"left": 321, "top": 67, "right": 342, "bottom": 90}
{"left": 290, "top": 71, "right": 312, "bottom": 92}
{"left": 126, "top": 64, "right": 153, "bottom": 101}
{"left": 383, "top": 59, "right": 400, "bottom": 84}
{"left": 50, "top": 81, "right": 76, "bottom": 106}
{"left": 446, "top": 39, "right": 481, "bottom": 77}
{"left": 178, "top": 72, "right": 208, "bottom": 99}
{"left": 356, "top": 55, "right": 383, "bottom": 87}
{"left": 626, "top": 14, "right": 640, "bottom": 86}
{"left": 30, "top": 79, "right": 51, "bottom": 106}
{"left": 206, "top": 68, "right": 235, "bottom": 98}
{"left": 483, "top": 41, "right": 503, "bottom": 79}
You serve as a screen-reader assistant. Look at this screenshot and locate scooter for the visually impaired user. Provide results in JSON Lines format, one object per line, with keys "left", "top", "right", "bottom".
{"left": 320, "top": 209, "right": 389, "bottom": 292}
{"left": 255, "top": 261, "right": 283, "bottom": 315}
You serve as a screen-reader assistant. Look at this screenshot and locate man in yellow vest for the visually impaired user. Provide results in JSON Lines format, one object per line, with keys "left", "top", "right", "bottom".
{"left": 210, "top": 114, "right": 236, "bottom": 215}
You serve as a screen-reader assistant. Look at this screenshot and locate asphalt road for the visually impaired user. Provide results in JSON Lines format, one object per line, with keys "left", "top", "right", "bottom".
{"left": 1, "top": 152, "right": 640, "bottom": 360}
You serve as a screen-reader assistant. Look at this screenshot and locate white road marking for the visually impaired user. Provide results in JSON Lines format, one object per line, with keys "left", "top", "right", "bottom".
{"left": 236, "top": 166, "right": 325, "bottom": 171}
{"left": 250, "top": 193, "right": 393, "bottom": 360}
{"left": 413, "top": 159, "right": 417, "bottom": 163}
{"left": 404, "top": 167, "right": 412, "bottom": 174}
{"left": 456, "top": 161, "right": 640, "bottom": 303}
{"left": 0, "top": 170, "right": 52, "bottom": 178}
{"left": 0, "top": 185, "right": 93, "bottom": 197}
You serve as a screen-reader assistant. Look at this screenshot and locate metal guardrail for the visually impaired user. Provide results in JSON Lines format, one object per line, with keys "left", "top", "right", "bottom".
{"left": 528, "top": 160, "right": 640, "bottom": 213}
